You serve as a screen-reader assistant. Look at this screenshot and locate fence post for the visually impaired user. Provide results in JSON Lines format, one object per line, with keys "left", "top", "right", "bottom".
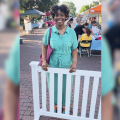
{"left": 29, "top": 61, "right": 40, "bottom": 120}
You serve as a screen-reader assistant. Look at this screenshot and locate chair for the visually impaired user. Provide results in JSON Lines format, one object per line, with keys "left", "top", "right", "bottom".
{"left": 79, "top": 40, "right": 92, "bottom": 57}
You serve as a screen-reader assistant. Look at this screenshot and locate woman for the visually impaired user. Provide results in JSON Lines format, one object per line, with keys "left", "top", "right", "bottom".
{"left": 67, "top": 18, "right": 73, "bottom": 28}
{"left": 79, "top": 29, "right": 92, "bottom": 53}
{"left": 42, "top": 4, "right": 78, "bottom": 113}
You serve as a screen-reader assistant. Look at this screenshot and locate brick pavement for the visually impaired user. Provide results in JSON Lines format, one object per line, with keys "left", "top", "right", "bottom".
{"left": 20, "top": 27, "right": 101, "bottom": 120}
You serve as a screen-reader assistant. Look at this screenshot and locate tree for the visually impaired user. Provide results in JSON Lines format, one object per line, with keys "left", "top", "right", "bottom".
{"left": 90, "top": 1, "right": 99, "bottom": 8}
{"left": 20, "top": 0, "right": 59, "bottom": 12}
{"left": 62, "top": 1, "right": 76, "bottom": 16}
{"left": 75, "top": 13, "right": 79, "bottom": 17}
{"left": 79, "top": 5, "right": 90, "bottom": 13}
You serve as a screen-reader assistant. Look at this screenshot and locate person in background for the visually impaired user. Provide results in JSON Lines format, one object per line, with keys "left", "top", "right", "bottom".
{"left": 44, "top": 16, "right": 48, "bottom": 27}
{"left": 79, "top": 29, "right": 92, "bottom": 47}
{"left": 76, "top": 14, "right": 81, "bottom": 27}
{"left": 32, "top": 17, "right": 35, "bottom": 23}
{"left": 74, "top": 23, "right": 89, "bottom": 40}
{"left": 79, "top": 29, "right": 92, "bottom": 53}
{"left": 88, "top": 18, "right": 92, "bottom": 29}
{"left": 74, "top": 23, "right": 95, "bottom": 51}
{"left": 34, "top": 17, "right": 37, "bottom": 23}
{"left": 67, "top": 18, "right": 73, "bottom": 28}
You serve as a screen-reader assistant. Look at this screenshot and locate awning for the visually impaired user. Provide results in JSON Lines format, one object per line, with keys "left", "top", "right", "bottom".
{"left": 87, "top": 4, "right": 101, "bottom": 14}
{"left": 20, "top": 9, "right": 45, "bottom": 16}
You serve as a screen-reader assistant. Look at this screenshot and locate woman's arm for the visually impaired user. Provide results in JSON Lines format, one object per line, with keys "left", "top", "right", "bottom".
{"left": 90, "top": 29, "right": 95, "bottom": 36}
{"left": 42, "top": 44, "right": 50, "bottom": 71}
{"left": 82, "top": 28, "right": 86, "bottom": 33}
{"left": 102, "top": 92, "right": 113, "bottom": 120}
{"left": 4, "top": 79, "right": 19, "bottom": 120}
{"left": 42, "top": 43, "right": 47, "bottom": 62}
{"left": 68, "top": 48, "right": 77, "bottom": 73}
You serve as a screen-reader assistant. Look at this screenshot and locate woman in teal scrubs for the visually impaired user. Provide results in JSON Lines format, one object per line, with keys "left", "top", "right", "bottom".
{"left": 41, "top": 4, "right": 78, "bottom": 113}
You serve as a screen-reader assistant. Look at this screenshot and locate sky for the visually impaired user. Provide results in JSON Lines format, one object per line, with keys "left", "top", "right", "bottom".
{"left": 59, "top": 0, "right": 100, "bottom": 13}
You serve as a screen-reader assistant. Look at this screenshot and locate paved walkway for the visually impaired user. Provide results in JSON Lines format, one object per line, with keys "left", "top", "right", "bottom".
{"left": 20, "top": 22, "right": 101, "bottom": 120}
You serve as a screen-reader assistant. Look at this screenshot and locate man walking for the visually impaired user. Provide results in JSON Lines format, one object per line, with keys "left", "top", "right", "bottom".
{"left": 76, "top": 14, "right": 81, "bottom": 27}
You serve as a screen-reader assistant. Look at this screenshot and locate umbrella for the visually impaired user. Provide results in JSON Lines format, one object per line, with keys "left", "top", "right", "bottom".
{"left": 20, "top": 9, "right": 45, "bottom": 16}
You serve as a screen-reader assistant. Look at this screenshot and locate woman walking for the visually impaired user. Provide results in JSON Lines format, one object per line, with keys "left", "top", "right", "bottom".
{"left": 41, "top": 4, "right": 78, "bottom": 113}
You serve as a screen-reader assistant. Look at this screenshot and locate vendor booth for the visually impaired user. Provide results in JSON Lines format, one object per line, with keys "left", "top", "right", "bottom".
{"left": 20, "top": 9, "right": 45, "bottom": 33}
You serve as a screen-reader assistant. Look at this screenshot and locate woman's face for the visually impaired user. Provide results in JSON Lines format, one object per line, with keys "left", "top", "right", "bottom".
{"left": 54, "top": 10, "right": 66, "bottom": 26}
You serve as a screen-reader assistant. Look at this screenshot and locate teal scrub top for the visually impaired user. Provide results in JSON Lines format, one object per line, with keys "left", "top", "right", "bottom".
{"left": 43, "top": 25, "right": 78, "bottom": 68}
{"left": 5, "top": 34, "right": 20, "bottom": 85}
{"left": 88, "top": 24, "right": 92, "bottom": 29}
{"left": 101, "top": 36, "right": 115, "bottom": 97}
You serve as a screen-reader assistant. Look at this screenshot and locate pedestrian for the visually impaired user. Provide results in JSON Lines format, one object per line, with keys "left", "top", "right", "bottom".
{"left": 76, "top": 14, "right": 81, "bottom": 27}
{"left": 42, "top": 4, "right": 78, "bottom": 114}
{"left": 44, "top": 16, "right": 48, "bottom": 27}
{"left": 67, "top": 18, "right": 73, "bottom": 28}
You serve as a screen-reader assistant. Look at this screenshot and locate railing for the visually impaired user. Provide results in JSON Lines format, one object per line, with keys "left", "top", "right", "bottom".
{"left": 29, "top": 61, "right": 101, "bottom": 120}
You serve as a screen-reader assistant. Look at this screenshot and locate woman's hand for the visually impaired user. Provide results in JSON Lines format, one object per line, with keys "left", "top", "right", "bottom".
{"left": 68, "top": 61, "right": 77, "bottom": 73}
{"left": 42, "top": 61, "right": 50, "bottom": 71}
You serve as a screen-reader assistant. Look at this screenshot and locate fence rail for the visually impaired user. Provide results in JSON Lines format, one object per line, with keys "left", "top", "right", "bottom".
{"left": 29, "top": 61, "right": 101, "bottom": 120}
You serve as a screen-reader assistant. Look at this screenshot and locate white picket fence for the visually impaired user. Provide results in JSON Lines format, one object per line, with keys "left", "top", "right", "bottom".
{"left": 29, "top": 61, "right": 101, "bottom": 120}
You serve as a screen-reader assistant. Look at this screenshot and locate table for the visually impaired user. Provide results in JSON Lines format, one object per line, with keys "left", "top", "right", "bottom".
{"left": 90, "top": 38, "right": 101, "bottom": 56}
{"left": 31, "top": 23, "right": 42, "bottom": 28}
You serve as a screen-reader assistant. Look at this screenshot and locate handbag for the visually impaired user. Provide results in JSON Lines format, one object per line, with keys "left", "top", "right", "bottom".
{"left": 39, "top": 27, "right": 53, "bottom": 66}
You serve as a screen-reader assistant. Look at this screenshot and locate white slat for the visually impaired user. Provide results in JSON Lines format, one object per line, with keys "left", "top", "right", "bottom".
{"left": 89, "top": 77, "right": 99, "bottom": 119}
{"left": 50, "top": 73, "right": 54, "bottom": 113}
{"left": 57, "top": 73, "right": 63, "bottom": 114}
{"left": 65, "top": 75, "right": 71, "bottom": 115}
{"left": 31, "top": 65, "right": 40, "bottom": 119}
{"left": 81, "top": 76, "right": 90, "bottom": 117}
{"left": 41, "top": 71, "right": 46, "bottom": 111}
{"left": 73, "top": 75, "right": 80, "bottom": 116}
{"left": 37, "top": 67, "right": 101, "bottom": 77}
{"left": 98, "top": 100, "right": 101, "bottom": 120}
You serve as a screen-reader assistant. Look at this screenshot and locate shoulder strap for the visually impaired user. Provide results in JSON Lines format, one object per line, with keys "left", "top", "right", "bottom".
{"left": 48, "top": 27, "right": 52, "bottom": 45}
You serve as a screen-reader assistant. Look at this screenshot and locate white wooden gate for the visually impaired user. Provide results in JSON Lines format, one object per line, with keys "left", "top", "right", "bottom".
{"left": 29, "top": 61, "right": 101, "bottom": 120}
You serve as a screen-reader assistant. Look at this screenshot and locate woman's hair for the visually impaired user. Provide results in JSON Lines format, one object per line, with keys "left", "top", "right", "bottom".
{"left": 68, "top": 18, "right": 73, "bottom": 22}
{"left": 50, "top": 4, "right": 70, "bottom": 19}
{"left": 86, "top": 29, "right": 91, "bottom": 37}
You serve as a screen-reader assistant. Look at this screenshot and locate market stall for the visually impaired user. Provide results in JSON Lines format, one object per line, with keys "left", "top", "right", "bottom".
{"left": 20, "top": 9, "right": 45, "bottom": 33}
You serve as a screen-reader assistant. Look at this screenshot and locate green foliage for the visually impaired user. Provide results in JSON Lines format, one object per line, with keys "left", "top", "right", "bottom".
{"left": 62, "top": 1, "right": 76, "bottom": 16}
{"left": 79, "top": 5, "right": 90, "bottom": 13}
{"left": 79, "top": 1, "right": 99, "bottom": 14}
{"left": 90, "top": 1, "right": 99, "bottom": 8}
{"left": 20, "top": 0, "right": 59, "bottom": 12}
{"left": 75, "top": 13, "right": 79, "bottom": 17}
